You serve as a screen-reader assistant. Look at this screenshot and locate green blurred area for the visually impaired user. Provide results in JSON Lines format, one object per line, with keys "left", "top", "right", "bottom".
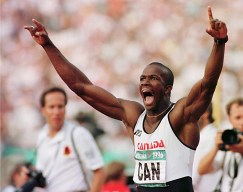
{"left": 2, "top": 145, "right": 36, "bottom": 164}
{"left": 102, "top": 150, "right": 135, "bottom": 176}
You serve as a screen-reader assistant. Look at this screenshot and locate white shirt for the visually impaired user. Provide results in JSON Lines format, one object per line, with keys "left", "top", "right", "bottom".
{"left": 214, "top": 150, "right": 243, "bottom": 192}
{"left": 2, "top": 185, "right": 40, "bottom": 192}
{"left": 133, "top": 110, "right": 195, "bottom": 185}
{"left": 2, "top": 185, "right": 16, "bottom": 192}
{"left": 192, "top": 123, "right": 222, "bottom": 192}
{"left": 36, "top": 121, "right": 104, "bottom": 192}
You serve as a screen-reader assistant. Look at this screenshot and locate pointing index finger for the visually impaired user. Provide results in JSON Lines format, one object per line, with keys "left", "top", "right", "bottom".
{"left": 32, "top": 19, "right": 44, "bottom": 28}
{"left": 208, "top": 6, "right": 213, "bottom": 21}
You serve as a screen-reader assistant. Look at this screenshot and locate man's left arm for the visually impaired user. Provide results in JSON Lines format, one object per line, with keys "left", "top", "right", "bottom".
{"left": 185, "top": 6, "right": 228, "bottom": 119}
{"left": 172, "top": 7, "right": 228, "bottom": 148}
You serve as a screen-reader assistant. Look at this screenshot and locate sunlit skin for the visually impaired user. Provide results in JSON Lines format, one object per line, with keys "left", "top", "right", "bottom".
{"left": 41, "top": 92, "right": 66, "bottom": 137}
{"left": 24, "top": 6, "right": 229, "bottom": 191}
{"left": 24, "top": 6, "right": 227, "bottom": 150}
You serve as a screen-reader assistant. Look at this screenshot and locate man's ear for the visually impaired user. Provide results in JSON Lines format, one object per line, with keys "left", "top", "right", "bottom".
{"left": 165, "top": 85, "right": 173, "bottom": 95}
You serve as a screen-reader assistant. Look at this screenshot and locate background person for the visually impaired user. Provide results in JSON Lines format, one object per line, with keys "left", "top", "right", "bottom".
{"left": 2, "top": 162, "right": 30, "bottom": 192}
{"left": 192, "top": 103, "right": 222, "bottom": 191}
{"left": 101, "top": 161, "right": 130, "bottom": 192}
{"left": 197, "top": 97, "right": 243, "bottom": 192}
{"left": 2, "top": 161, "right": 45, "bottom": 192}
{"left": 24, "top": 6, "right": 227, "bottom": 192}
{"left": 35, "top": 87, "right": 105, "bottom": 192}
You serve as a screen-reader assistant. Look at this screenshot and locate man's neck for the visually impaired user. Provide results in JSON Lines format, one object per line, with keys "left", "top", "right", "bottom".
{"left": 48, "top": 126, "right": 62, "bottom": 138}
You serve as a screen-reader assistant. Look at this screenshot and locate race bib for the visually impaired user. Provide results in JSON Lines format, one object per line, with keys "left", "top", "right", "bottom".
{"left": 134, "top": 149, "right": 166, "bottom": 185}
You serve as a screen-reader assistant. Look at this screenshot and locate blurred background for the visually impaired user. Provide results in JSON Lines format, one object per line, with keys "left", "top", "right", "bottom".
{"left": 1, "top": 0, "right": 243, "bottom": 188}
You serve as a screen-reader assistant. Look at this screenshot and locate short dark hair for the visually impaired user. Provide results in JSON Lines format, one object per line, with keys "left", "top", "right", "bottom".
{"left": 40, "top": 87, "right": 67, "bottom": 107}
{"left": 149, "top": 62, "right": 174, "bottom": 86}
{"left": 226, "top": 97, "right": 243, "bottom": 115}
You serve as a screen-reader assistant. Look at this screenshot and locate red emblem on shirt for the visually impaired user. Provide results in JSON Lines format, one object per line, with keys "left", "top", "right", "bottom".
{"left": 64, "top": 146, "right": 71, "bottom": 155}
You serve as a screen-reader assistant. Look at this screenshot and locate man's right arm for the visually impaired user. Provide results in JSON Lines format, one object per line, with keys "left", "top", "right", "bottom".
{"left": 24, "top": 19, "right": 144, "bottom": 124}
{"left": 197, "top": 131, "right": 224, "bottom": 174}
{"left": 197, "top": 146, "right": 218, "bottom": 175}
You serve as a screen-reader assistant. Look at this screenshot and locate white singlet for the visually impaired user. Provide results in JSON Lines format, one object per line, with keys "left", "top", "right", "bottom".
{"left": 133, "top": 107, "right": 195, "bottom": 187}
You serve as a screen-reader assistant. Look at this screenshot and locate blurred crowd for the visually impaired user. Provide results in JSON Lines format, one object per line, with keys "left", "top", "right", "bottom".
{"left": 1, "top": 0, "right": 243, "bottom": 188}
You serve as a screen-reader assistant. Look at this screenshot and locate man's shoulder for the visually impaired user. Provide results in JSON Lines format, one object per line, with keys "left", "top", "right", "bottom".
{"left": 66, "top": 121, "right": 92, "bottom": 137}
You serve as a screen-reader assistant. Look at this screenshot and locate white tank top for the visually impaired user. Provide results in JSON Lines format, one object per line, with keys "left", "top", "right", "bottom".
{"left": 133, "top": 106, "right": 195, "bottom": 186}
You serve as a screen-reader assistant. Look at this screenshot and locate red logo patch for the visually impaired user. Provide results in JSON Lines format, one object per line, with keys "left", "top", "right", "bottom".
{"left": 64, "top": 146, "right": 71, "bottom": 155}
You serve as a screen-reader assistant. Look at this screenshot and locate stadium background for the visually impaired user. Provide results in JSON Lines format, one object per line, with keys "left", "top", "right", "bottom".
{"left": 1, "top": 0, "right": 243, "bottom": 188}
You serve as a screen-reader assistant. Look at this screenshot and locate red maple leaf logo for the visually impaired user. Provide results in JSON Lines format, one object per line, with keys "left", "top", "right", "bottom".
{"left": 64, "top": 146, "right": 71, "bottom": 155}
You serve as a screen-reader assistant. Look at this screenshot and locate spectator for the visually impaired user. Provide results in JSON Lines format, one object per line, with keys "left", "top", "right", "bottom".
{"left": 102, "top": 161, "right": 130, "bottom": 192}
{"left": 2, "top": 162, "right": 30, "bottom": 192}
{"left": 192, "top": 103, "right": 222, "bottom": 191}
{"left": 2, "top": 162, "right": 45, "bottom": 192}
{"left": 35, "top": 87, "right": 105, "bottom": 192}
{"left": 197, "top": 97, "right": 243, "bottom": 192}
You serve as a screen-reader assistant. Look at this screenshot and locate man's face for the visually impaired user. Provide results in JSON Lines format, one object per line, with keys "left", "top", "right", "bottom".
{"left": 139, "top": 65, "right": 169, "bottom": 111}
{"left": 41, "top": 91, "right": 66, "bottom": 131}
{"left": 228, "top": 103, "right": 243, "bottom": 132}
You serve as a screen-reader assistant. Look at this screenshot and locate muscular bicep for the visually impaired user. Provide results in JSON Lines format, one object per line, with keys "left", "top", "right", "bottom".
{"left": 75, "top": 83, "right": 144, "bottom": 126}
{"left": 169, "top": 79, "right": 215, "bottom": 148}
{"left": 184, "top": 78, "right": 215, "bottom": 120}
{"left": 78, "top": 84, "right": 125, "bottom": 119}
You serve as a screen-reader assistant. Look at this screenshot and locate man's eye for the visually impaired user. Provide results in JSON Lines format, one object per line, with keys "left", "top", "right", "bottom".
{"left": 151, "top": 77, "right": 157, "bottom": 80}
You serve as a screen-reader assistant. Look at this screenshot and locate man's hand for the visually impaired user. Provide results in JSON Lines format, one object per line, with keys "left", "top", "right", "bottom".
{"left": 206, "top": 6, "right": 227, "bottom": 39}
{"left": 215, "top": 131, "right": 223, "bottom": 148}
{"left": 24, "top": 19, "right": 49, "bottom": 45}
{"left": 227, "top": 134, "right": 243, "bottom": 155}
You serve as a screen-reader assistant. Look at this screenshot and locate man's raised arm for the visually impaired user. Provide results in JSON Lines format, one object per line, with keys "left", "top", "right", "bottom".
{"left": 185, "top": 6, "right": 228, "bottom": 119}
{"left": 24, "top": 19, "right": 132, "bottom": 121}
{"left": 24, "top": 19, "right": 96, "bottom": 89}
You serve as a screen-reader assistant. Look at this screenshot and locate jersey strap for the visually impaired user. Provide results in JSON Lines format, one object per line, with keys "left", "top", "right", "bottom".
{"left": 71, "top": 126, "right": 90, "bottom": 190}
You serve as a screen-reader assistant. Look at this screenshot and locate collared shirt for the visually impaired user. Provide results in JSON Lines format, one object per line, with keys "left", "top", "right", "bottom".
{"left": 36, "top": 121, "right": 104, "bottom": 192}
{"left": 192, "top": 123, "right": 222, "bottom": 192}
{"left": 214, "top": 151, "right": 243, "bottom": 192}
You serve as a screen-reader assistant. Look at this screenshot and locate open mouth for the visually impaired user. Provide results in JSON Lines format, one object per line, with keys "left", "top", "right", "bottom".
{"left": 142, "top": 91, "right": 154, "bottom": 106}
